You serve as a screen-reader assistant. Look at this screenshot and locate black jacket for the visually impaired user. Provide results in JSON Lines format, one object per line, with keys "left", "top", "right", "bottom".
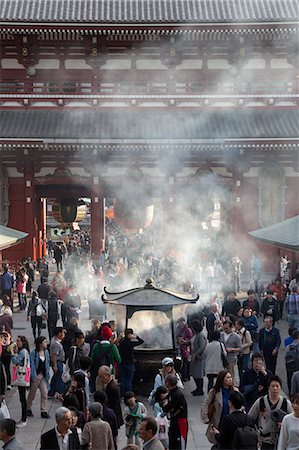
{"left": 40, "top": 427, "right": 81, "bottom": 450}
{"left": 215, "top": 410, "right": 255, "bottom": 449}
{"left": 162, "top": 386, "right": 188, "bottom": 420}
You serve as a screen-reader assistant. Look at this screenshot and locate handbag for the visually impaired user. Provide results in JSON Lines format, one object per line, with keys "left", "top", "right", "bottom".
{"left": 62, "top": 346, "right": 77, "bottom": 383}
{"left": 0, "top": 400, "right": 10, "bottom": 419}
{"left": 12, "top": 350, "right": 30, "bottom": 387}
{"left": 220, "top": 342, "right": 228, "bottom": 368}
{"left": 207, "top": 392, "right": 216, "bottom": 421}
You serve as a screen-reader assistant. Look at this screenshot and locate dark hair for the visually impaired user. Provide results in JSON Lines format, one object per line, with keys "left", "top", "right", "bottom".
{"left": 0, "top": 419, "right": 16, "bottom": 436}
{"left": 266, "top": 289, "right": 274, "bottom": 295}
{"left": 190, "top": 319, "right": 203, "bottom": 333}
{"left": 165, "top": 374, "right": 177, "bottom": 388}
{"left": 68, "top": 406, "right": 79, "bottom": 416}
{"left": 292, "top": 330, "right": 299, "bottom": 340}
{"left": 73, "top": 330, "right": 85, "bottom": 341}
{"left": 42, "top": 277, "right": 48, "bottom": 283}
{"left": 35, "top": 335, "right": 47, "bottom": 351}
{"left": 62, "top": 394, "right": 80, "bottom": 409}
{"left": 140, "top": 417, "right": 157, "bottom": 435}
{"left": 17, "top": 335, "right": 30, "bottom": 353}
{"left": 236, "top": 319, "right": 245, "bottom": 328}
{"left": 79, "top": 356, "right": 91, "bottom": 371}
{"left": 223, "top": 320, "right": 233, "bottom": 328}
{"left": 210, "top": 331, "right": 220, "bottom": 341}
{"left": 154, "top": 385, "right": 168, "bottom": 404}
{"left": 213, "top": 370, "right": 233, "bottom": 393}
{"left": 72, "top": 372, "right": 85, "bottom": 389}
{"left": 288, "top": 326, "right": 297, "bottom": 337}
{"left": 54, "top": 327, "right": 64, "bottom": 336}
{"left": 251, "top": 352, "right": 264, "bottom": 363}
{"left": 125, "top": 328, "right": 134, "bottom": 338}
{"left": 236, "top": 306, "right": 243, "bottom": 314}
{"left": 31, "top": 290, "right": 38, "bottom": 300}
{"left": 247, "top": 289, "right": 255, "bottom": 295}
{"left": 291, "top": 393, "right": 299, "bottom": 403}
{"left": 124, "top": 391, "right": 136, "bottom": 405}
{"left": 268, "top": 375, "right": 282, "bottom": 388}
{"left": 94, "top": 390, "right": 108, "bottom": 406}
{"left": 229, "top": 391, "right": 245, "bottom": 409}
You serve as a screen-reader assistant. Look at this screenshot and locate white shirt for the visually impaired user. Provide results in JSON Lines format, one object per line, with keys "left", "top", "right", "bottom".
{"left": 55, "top": 426, "right": 72, "bottom": 450}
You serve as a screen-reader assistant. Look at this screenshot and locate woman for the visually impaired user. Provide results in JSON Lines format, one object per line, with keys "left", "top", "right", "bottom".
{"left": 249, "top": 375, "right": 293, "bottom": 450}
{"left": 201, "top": 369, "right": 238, "bottom": 445}
{"left": 235, "top": 318, "right": 253, "bottom": 374}
{"left": 61, "top": 372, "right": 87, "bottom": 419}
{"left": 1, "top": 331, "right": 14, "bottom": 390}
{"left": 16, "top": 268, "right": 28, "bottom": 311}
{"left": 149, "top": 357, "right": 183, "bottom": 404}
{"left": 27, "top": 291, "right": 43, "bottom": 340}
{"left": 204, "top": 331, "right": 227, "bottom": 393}
{"left": 118, "top": 328, "right": 144, "bottom": 397}
{"left": 11, "top": 335, "right": 30, "bottom": 427}
{"left": 82, "top": 402, "right": 114, "bottom": 450}
{"left": 243, "top": 307, "right": 259, "bottom": 353}
{"left": 189, "top": 319, "right": 207, "bottom": 396}
{"left": 27, "top": 336, "right": 50, "bottom": 418}
{"left": 277, "top": 393, "right": 299, "bottom": 450}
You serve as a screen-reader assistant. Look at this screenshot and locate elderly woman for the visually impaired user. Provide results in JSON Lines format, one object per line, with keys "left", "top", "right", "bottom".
{"left": 82, "top": 402, "right": 115, "bottom": 450}
{"left": 190, "top": 319, "right": 207, "bottom": 396}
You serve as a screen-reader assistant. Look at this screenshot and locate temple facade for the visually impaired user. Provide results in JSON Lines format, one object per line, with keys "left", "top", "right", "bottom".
{"left": 0, "top": 0, "right": 298, "bottom": 271}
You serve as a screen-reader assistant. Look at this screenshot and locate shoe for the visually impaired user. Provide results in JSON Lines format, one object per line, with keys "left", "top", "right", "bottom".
{"left": 16, "top": 420, "right": 27, "bottom": 428}
{"left": 26, "top": 410, "right": 33, "bottom": 417}
{"left": 192, "top": 391, "right": 204, "bottom": 396}
{"left": 41, "top": 412, "right": 50, "bottom": 419}
{"left": 191, "top": 389, "right": 198, "bottom": 394}
{"left": 6, "top": 385, "right": 12, "bottom": 390}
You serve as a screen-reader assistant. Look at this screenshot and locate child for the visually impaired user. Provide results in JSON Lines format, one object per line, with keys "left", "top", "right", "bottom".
{"left": 153, "top": 386, "right": 169, "bottom": 450}
{"left": 124, "top": 391, "right": 147, "bottom": 448}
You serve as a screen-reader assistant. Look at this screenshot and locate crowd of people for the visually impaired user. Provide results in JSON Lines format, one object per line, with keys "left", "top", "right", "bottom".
{"left": 0, "top": 233, "right": 299, "bottom": 450}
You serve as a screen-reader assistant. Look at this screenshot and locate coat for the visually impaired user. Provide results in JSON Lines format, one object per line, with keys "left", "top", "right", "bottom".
{"left": 30, "top": 348, "right": 50, "bottom": 388}
{"left": 204, "top": 340, "right": 227, "bottom": 375}
{"left": 105, "top": 378, "right": 124, "bottom": 428}
{"left": 40, "top": 427, "right": 81, "bottom": 450}
{"left": 190, "top": 330, "right": 207, "bottom": 379}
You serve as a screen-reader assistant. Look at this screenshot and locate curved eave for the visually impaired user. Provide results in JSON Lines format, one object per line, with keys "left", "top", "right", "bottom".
{"left": 248, "top": 235, "right": 299, "bottom": 251}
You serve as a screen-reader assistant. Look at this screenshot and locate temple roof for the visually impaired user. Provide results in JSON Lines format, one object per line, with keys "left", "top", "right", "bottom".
{"left": 0, "top": 225, "right": 28, "bottom": 251}
{"left": 249, "top": 215, "right": 299, "bottom": 250}
{"left": 0, "top": 0, "right": 298, "bottom": 25}
{"left": 0, "top": 109, "right": 298, "bottom": 141}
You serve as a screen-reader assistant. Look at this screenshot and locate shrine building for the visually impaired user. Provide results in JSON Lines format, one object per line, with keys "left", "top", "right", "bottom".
{"left": 0, "top": 0, "right": 298, "bottom": 271}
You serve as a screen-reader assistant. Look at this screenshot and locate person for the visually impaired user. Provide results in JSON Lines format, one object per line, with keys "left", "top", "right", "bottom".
{"left": 93, "top": 390, "right": 118, "bottom": 450}
{"left": 205, "top": 262, "right": 215, "bottom": 295}
{"left": 60, "top": 372, "right": 87, "bottom": 419}
{"left": 0, "top": 332, "right": 13, "bottom": 390}
{"left": 284, "top": 326, "right": 296, "bottom": 348}
{"left": 277, "top": 393, "right": 299, "bottom": 450}
{"left": 91, "top": 325, "right": 121, "bottom": 393}
{"left": 27, "top": 336, "right": 50, "bottom": 418}
{"left": 53, "top": 243, "right": 63, "bottom": 272}
{"left": 152, "top": 385, "right": 169, "bottom": 449}
{"left": 206, "top": 303, "right": 221, "bottom": 342}
{"left": 40, "top": 406, "right": 81, "bottom": 450}
{"left": 201, "top": 369, "right": 238, "bottom": 445}
{"left": 48, "top": 327, "right": 66, "bottom": 397}
{"left": 204, "top": 331, "right": 227, "bottom": 393}
{"left": 189, "top": 319, "right": 207, "bottom": 396}
{"left": 0, "top": 419, "right": 24, "bottom": 450}
{"left": 68, "top": 407, "right": 83, "bottom": 445}
{"left": 11, "top": 335, "right": 30, "bottom": 428}
{"left": 16, "top": 268, "right": 28, "bottom": 311}
{"left": 47, "top": 290, "right": 60, "bottom": 340}
{"left": 149, "top": 357, "right": 183, "bottom": 405}
{"left": 82, "top": 402, "right": 115, "bottom": 450}
{"left": 85, "top": 318, "right": 101, "bottom": 346}
{"left": 235, "top": 318, "right": 252, "bottom": 374}
{"left": 74, "top": 356, "right": 91, "bottom": 408}
{"left": 261, "top": 290, "right": 278, "bottom": 325}
{"left": 209, "top": 391, "right": 258, "bottom": 450}
{"left": 175, "top": 317, "right": 193, "bottom": 382}
{"left": 221, "top": 291, "right": 241, "bottom": 320}
{"left": 291, "top": 370, "right": 299, "bottom": 397}
{"left": 258, "top": 316, "right": 281, "bottom": 375}
{"left": 98, "top": 365, "right": 124, "bottom": 429}
{"left": 124, "top": 391, "right": 147, "bottom": 447}
{"left": 285, "top": 329, "right": 299, "bottom": 396}
{"left": 243, "top": 289, "right": 260, "bottom": 315}
{"left": 67, "top": 330, "right": 85, "bottom": 376}
{"left": 285, "top": 285, "right": 299, "bottom": 329}
{"left": 220, "top": 320, "right": 242, "bottom": 386}
{"left": 118, "top": 328, "right": 144, "bottom": 397}
{"left": 248, "top": 375, "right": 293, "bottom": 450}
{"left": 0, "top": 267, "right": 14, "bottom": 311}
{"left": 268, "top": 278, "right": 286, "bottom": 320}
{"left": 240, "top": 352, "right": 273, "bottom": 410}
{"left": 242, "top": 306, "right": 259, "bottom": 353}
{"left": 27, "top": 290, "right": 44, "bottom": 340}
{"left": 162, "top": 374, "right": 188, "bottom": 450}
{"left": 37, "top": 258, "right": 49, "bottom": 284}
{"left": 0, "top": 296, "right": 13, "bottom": 334}
{"left": 139, "top": 417, "right": 164, "bottom": 450}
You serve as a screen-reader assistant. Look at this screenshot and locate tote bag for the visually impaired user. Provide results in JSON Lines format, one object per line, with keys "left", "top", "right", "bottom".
{"left": 12, "top": 349, "right": 30, "bottom": 387}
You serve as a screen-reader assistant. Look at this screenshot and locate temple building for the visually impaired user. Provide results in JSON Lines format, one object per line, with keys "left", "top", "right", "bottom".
{"left": 0, "top": 0, "right": 298, "bottom": 273}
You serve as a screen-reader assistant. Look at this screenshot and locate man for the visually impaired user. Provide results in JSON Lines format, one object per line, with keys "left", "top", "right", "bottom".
{"left": 162, "top": 374, "right": 188, "bottom": 450}
{"left": 0, "top": 419, "right": 23, "bottom": 450}
{"left": 285, "top": 285, "right": 299, "bottom": 329}
{"left": 240, "top": 352, "right": 273, "bottom": 410}
{"left": 98, "top": 365, "right": 124, "bottom": 429}
{"left": 268, "top": 279, "right": 286, "bottom": 320}
{"left": 37, "top": 257, "right": 49, "bottom": 284}
{"left": 259, "top": 316, "right": 281, "bottom": 375}
{"left": 82, "top": 402, "right": 114, "bottom": 450}
{"left": 53, "top": 244, "right": 63, "bottom": 272}
{"left": 206, "top": 303, "right": 221, "bottom": 342}
{"left": 291, "top": 370, "right": 299, "bottom": 397}
{"left": 220, "top": 320, "right": 242, "bottom": 386}
{"left": 139, "top": 417, "right": 164, "bottom": 450}
{"left": 175, "top": 317, "right": 193, "bottom": 381}
{"left": 40, "top": 407, "right": 80, "bottom": 450}
{"left": 210, "top": 391, "right": 258, "bottom": 450}
{"left": 48, "top": 327, "right": 66, "bottom": 397}
{"left": 0, "top": 267, "right": 14, "bottom": 311}
{"left": 243, "top": 289, "right": 260, "bottom": 315}
{"left": 37, "top": 277, "right": 50, "bottom": 306}
{"left": 261, "top": 290, "right": 278, "bottom": 325}
{"left": 85, "top": 318, "right": 101, "bottom": 345}
{"left": 285, "top": 329, "right": 299, "bottom": 396}
{"left": 222, "top": 292, "right": 241, "bottom": 320}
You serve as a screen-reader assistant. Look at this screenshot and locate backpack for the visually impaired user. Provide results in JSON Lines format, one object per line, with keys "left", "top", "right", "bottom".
{"left": 285, "top": 343, "right": 299, "bottom": 373}
{"left": 231, "top": 415, "right": 258, "bottom": 450}
{"left": 259, "top": 395, "right": 288, "bottom": 414}
{"left": 96, "top": 343, "right": 113, "bottom": 368}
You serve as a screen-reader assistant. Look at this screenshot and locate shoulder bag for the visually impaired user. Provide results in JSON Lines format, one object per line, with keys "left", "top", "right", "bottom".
{"left": 12, "top": 350, "right": 30, "bottom": 387}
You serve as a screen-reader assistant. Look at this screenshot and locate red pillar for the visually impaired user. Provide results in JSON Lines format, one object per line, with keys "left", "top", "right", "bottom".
{"left": 24, "top": 171, "right": 37, "bottom": 261}
{"left": 90, "top": 195, "right": 105, "bottom": 258}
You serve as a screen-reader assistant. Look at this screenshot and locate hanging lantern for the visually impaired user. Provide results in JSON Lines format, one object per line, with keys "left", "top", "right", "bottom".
{"left": 52, "top": 198, "right": 87, "bottom": 228}
{"left": 114, "top": 197, "right": 154, "bottom": 233}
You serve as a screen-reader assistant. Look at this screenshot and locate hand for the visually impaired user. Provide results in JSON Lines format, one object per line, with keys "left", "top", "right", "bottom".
{"left": 0, "top": 395, "right": 5, "bottom": 404}
{"left": 272, "top": 349, "right": 278, "bottom": 356}
{"left": 53, "top": 366, "right": 58, "bottom": 373}
{"left": 210, "top": 426, "right": 219, "bottom": 435}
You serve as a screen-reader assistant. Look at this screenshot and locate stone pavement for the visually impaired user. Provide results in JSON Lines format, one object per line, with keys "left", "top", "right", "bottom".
{"left": 4, "top": 262, "right": 289, "bottom": 450}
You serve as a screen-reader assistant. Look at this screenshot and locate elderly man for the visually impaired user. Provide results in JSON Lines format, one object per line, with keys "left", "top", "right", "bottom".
{"left": 0, "top": 419, "right": 23, "bottom": 450}
{"left": 98, "top": 365, "right": 124, "bottom": 429}
{"left": 206, "top": 303, "right": 221, "bottom": 342}
{"left": 82, "top": 402, "right": 114, "bottom": 450}
{"left": 40, "top": 406, "right": 80, "bottom": 449}
{"left": 220, "top": 320, "right": 242, "bottom": 386}
{"left": 139, "top": 417, "right": 164, "bottom": 450}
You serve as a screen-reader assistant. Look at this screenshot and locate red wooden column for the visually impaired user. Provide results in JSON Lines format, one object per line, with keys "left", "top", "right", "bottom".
{"left": 90, "top": 194, "right": 105, "bottom": 258}
{"left": 24, "top": 171, "right": 38, "bottom": 261}
{"left": 36, "top": 197, "right": 47, "bottom": 260}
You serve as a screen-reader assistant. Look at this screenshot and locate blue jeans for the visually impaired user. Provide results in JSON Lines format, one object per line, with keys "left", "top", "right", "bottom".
{"left": 119, "top": 364, "right": 135, "bottom": 397}
{"left": 241, "top": 354, "right": 250, "bottom": 372}
{"left": 49, "top": 361, "right": 64, "bottom": 395}
{"left": 18, "top": 293, "right": 26, "bottom": 310}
